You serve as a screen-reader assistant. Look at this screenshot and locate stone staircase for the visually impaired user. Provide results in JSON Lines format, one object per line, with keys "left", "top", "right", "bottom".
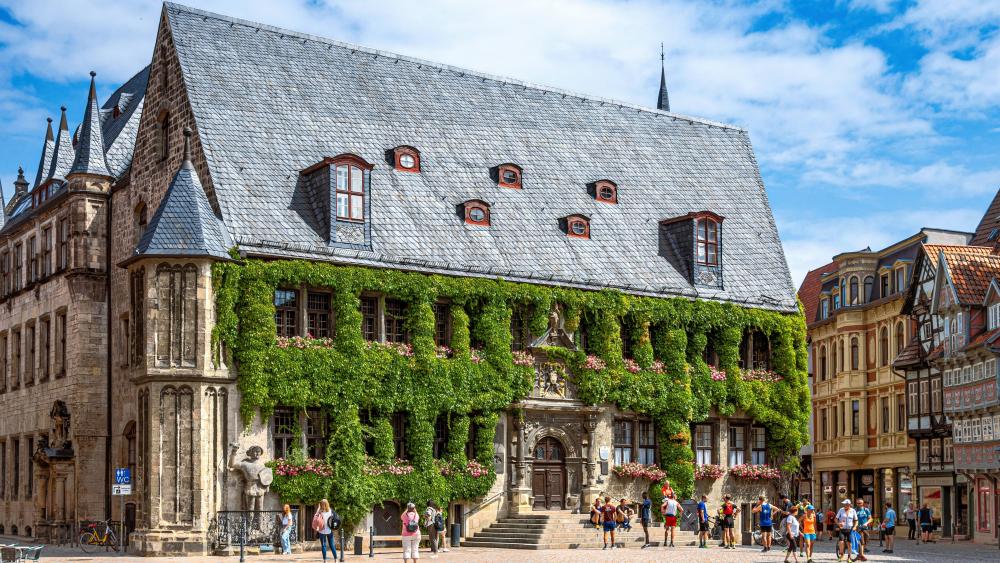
{"left": 462, "top": 511, "right": 699, "bottom": 550}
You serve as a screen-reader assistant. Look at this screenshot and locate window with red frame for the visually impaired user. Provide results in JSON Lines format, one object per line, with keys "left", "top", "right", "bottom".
{"left": 594, "top": 180, "right": 618, "bottom": 204}
{"left": 335, "top": 163, "right": 365, "bottom": 221}
{"left": 696, "top": 218, "right": 719, "bottom": 265}
{"left": 497, "top": 164, "right": 522, "bottom": 189}
{"left": 566, "top": 216, "right": 590, "bottom": 239}
{"left": 393, "top": 146, "right": 420, "bottom": 172}
{"left": 464, "top": 201, "right": 490, "bottom": 226}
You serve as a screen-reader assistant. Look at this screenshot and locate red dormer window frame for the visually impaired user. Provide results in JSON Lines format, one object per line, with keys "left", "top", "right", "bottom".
{"left": 392, "top": 145, "right": 421, "bottom": 173}
{"left": 593, "top": 180, "right": 618, "bottom": 204}
{"left": 302, "top": 153, "right": 374, "bottom": 223}
{"left": 497, "top": 163, "right": 522, "bottom": 189}
{"left": 462, "top": 200, "right": 491, "bottom": 226}
{"left": 693, "top": 211, "right": 724, "bottom": 266}
{"left": 564, "top": 214, "right": 590, "bottom": 239}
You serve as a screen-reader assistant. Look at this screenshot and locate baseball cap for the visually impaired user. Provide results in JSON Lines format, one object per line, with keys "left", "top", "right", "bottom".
{"left": 807, "top": 505, "right": 814, "bottom": 510}
{"left": 842, "top": 499, "right": 851, "bottom": 505}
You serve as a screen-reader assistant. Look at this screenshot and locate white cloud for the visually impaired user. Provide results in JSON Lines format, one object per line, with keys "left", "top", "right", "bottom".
{"left": 841, "top": 0, "right": 898, "bottom": 14}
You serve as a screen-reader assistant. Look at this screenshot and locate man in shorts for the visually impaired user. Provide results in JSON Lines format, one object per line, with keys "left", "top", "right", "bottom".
{"left": 835, "top": 499, "right": 857, "bottom": 562}
{"left": 601, "top": 496, "right": 618, "bottom": 549}
{"left": 639, "top": 491, "right": 653, "bottom": 548}
{"left": 721, "top": 495, "right": 740, "bottom": 549}
{"left": 881, "top": 501, "right": 896, "bottom": 554}
{"left": 697, "top": 494, "right": 710, "bottom": 548}
{"left": 855, "top": 499, "right": 871, "bottom": 561}
{"left": 661, "top": 493, "right": 683, "bottom": 547}
{"left": 752, "top": 496, "right": 775, "bottom": 552}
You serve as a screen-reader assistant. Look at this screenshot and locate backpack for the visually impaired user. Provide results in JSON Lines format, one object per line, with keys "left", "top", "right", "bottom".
{"left": 405, "top": 512, "right": 419, "bottom": 533}
{"left": 434, "top": 513, "right": 445, "bottom": 532}
{"left": 311, "top": 511, "right": 325, "bottom": 532}
{"left": 327, "top": 510, "right": 342, "bottom": 531}
{"left": 722, "top": 503, "right": 734, "bottom": 516}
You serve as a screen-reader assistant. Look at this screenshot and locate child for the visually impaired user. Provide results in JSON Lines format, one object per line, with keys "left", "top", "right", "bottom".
{"left": 784, "top": 506, "right": 801, "bottom": 563}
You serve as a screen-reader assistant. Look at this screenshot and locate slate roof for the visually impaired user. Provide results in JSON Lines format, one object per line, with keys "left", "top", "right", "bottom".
{"left": 100, "top": 66, "right": 149, "bottom": 179}
{"left": 937, "top": 245, "right": 1000, "bottom": 305}
{"left": 68, "top": 73, "right": 111, "bottom": 178}
{"left": 46, "top": 108, "right": 75, "bottom": 181}
{"left": 31, "top": 118, "right": 55, "bottom": 189}
{"left": 126, "top": 133, "right": 232, "bottom": 264}
{"left": 163, "top": 3, "right": 797, "bottom": 312}
{"left": 798, "top": 259, "right": 838, "bottom": 324}
{"left": 892, "top": 337, "right": 923, "bottom": 369}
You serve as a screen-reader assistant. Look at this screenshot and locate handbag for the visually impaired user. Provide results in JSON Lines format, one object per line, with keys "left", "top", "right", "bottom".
{"left": 311, "top": 511, "right": 325, "bottom": 532}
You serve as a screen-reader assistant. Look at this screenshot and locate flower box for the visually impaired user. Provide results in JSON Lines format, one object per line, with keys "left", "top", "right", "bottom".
{"left": 728, "top": 463, "right": 781, "bottom": 480}
{"left": 611, "top": 462, "right": 666, "bottom": 482}
{"left": 693, "top": 464, "right": 725, "bottom": 480}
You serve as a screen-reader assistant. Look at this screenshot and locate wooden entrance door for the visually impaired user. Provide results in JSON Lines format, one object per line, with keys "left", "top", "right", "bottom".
{"left": 532, "top": 437, "right": 565, "bottom": 510}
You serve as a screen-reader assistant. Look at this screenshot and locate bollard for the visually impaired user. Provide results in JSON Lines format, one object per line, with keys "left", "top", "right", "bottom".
{"left": 369, "top": 526, "right": 375, "bottom": 558}
{"left": 339, "top": 528, "right": 346, "bottom": 562}
{"left": 450, "top": 522, "right": 461, "bottom": 547}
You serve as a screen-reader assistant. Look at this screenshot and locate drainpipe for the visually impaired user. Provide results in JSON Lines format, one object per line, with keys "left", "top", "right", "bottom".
{"left": 104, "top": 187, "right": 113, "bottom": 520}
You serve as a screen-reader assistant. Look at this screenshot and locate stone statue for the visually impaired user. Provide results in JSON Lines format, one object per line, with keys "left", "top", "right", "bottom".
{"left": 228, "top": 444, "right": 273, "bottom": 513}
{"left": 50, "top": 401, "right": 71, "bottom": 450}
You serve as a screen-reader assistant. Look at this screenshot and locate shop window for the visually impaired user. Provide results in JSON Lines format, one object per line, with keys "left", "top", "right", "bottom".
{"left": 272, "top": 407, "right": 296, "bottom": 460}
{"left": 274, "top": 289, "right": 298, "bottom": 338}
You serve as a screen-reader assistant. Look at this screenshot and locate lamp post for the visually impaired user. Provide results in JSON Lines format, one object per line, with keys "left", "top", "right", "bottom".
{"left": 238, "top": 513, "right": 247, "bottom": 563}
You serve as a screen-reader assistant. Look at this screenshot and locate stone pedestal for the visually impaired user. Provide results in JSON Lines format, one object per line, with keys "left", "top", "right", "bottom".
{"left": 129, "top": 528, "right": 210, "bottom": 556}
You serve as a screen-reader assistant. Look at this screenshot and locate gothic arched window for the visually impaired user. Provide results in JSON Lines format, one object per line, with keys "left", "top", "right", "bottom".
{"left": 154, "top": 264, "right": 198, "bottom": 367}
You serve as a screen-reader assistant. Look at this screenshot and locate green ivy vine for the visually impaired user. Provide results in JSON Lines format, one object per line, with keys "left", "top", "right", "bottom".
{"left": 213, "top": 259, "right": 809, "bottom": 526}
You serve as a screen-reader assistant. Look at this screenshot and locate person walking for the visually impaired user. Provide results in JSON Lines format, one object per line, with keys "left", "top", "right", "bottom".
{"left": 800, "top": 505, "right": 817, "bottom": 563}
{"left": 720, "top": 495, "right": 740, "bottom": 550}
{"left": 314, "top": 499, "right": 338, "bottom": 562}
{"left": 881, "top": 501, "right": 896, "bottom": 554}
{"left": 401, "top": 502, "right": 422, "bottom": 563}
{"left": 835, "top": 499, "right": 857, "bottom": 562}
{"left": 904, "top": 502, "right": 917, "bottom": 540}
{"left": 855, "top": 499, "right": 871, "bottom": 561}
{"left": 661, "top": 493, "right": 683, "bottom": 548}
{"left": 784, "top": 506, "right": 801, "bottom": 563}
{"left": 918, "top": 502, "right": 934, "bottom": 544}
{"left": 697, "top": 494, "right": 710, "bottom": 549}
{"left": 423, "top": 500, "right": 440, "bottom": 558}
{"left": 601, "top": 496, "right": 618, "bottom": 550}
{"left": 279, "top": 504, "right": 294, "bottom": 555}
{"left": 825, "top": 507, "right": 837, "bottom": 542}
{"left": 752, "top": 496, "right": 775, "bottom": 553}
{"left": 639, "top": 491, "right": 653, "bottom": 548}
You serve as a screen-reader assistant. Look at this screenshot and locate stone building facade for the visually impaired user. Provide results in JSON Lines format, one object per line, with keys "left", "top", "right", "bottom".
{"left": 2, "top": 3, "right": 804, "bottom": 555}
{"left": 798, "top": 229, "right": 972, "bottom": 521}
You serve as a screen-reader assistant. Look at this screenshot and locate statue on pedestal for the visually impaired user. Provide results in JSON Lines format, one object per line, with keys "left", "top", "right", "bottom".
{"left": 228, "top": 444, "right": 273, "bottom": 513}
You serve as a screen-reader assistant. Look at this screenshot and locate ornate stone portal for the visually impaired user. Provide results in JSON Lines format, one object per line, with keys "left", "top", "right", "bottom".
{"left": 31, "top": 401, "right": 77, "bottom": 542}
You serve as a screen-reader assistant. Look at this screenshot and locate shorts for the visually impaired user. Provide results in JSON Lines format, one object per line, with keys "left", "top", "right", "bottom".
{"left": 602, "top": 522, "right": 616, "bottom": 532}
{"left": 803, "top": 533, "right": 816, "bottom": 541}
{"left": 699, "top": 520, "right": 709, "bottom": 532}
{"left": 838, "top": 529, "right": 852, "bottom": 543}
{"left": 640, "top": 518, "right": 651, "bottom": 526}
{"left": 786, "top": 536, "right": 798, "bottom": 552}
{"left": 723, "top": 515, "right": 735, "bottom": 529}
{"left": 884, "top": 526, "right": 894, "bottom": 536}
{"left": 402, "top": 535, "right": 421, "bottom": 559}
{"left": 760, "top": 524, "right": 772, "bottom": 533}
{"left": 664, "top": 515, "right": 677, "bottom": 527}
{"left": 921, "top": 523, "right": 932, "bottom": 531}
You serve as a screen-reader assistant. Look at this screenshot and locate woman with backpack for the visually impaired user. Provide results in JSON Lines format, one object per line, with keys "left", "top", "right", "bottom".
{"left": 423, "top": 500, "right": 446, "bottom": 558}
{"left": 402, "top": 502, "right": 422, "bottom": 563}
{"left": 313, "top": 499, "right": 338, "bottom": 561}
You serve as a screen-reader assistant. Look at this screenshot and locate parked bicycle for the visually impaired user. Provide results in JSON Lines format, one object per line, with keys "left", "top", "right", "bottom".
{"left": 752, "top": 524, "right": 787, "bottom": 547}
{"left": 707, "top": 516, "right": 723, "bottom": 542}
{"left": 79, "top": 519, "right": 120, "bottom": 553}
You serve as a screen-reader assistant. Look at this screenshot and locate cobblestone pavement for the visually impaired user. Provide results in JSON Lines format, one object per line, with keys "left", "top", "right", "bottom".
{"left": 15, "top": 537, "right": 997, "bottom": 562}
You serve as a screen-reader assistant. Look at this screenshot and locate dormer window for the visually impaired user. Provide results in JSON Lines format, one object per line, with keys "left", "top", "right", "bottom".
{"left": 591, "top": 180, "right": 618, "bottom": 204}
{"left": 562, "top": 215, "right": 590, "bottom": 239}
{"left": 696, "top": 216, "right": 719, "bottom": 266}
{"left": 392, "top": 146, "right": 420, "bottom": 173}
{"left": 496, "top": 163, "right": 522, "bottom": 189}
{"left": 460, "top": 200, "right": 491, "bottom": 226}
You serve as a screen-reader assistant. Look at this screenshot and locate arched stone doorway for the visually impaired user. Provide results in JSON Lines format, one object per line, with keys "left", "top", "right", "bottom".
{"left": 532, "top": 437, "right": 565, "bottom": 510}
{"left": 373, "top": 501, "right": 402, "bottom": 536}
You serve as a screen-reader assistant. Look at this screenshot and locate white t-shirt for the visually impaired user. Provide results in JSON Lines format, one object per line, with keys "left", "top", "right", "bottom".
{"left": 319, "top": 510, "right": 333, "bottom": 535}
{"left": 836, "top": 507, "right": 857, "bottom": 529}
{"left": 785, "top": 515, "right": 800, "bottom": 537}
{"left": 663, "top": 499, "right": 679, "bottom": 516}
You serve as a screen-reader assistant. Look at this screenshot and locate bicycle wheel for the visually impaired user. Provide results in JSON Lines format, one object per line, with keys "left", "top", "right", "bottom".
{"left": 107, "top": 528, "right": 121, "bottom": 552}
{"left": 79, "top": 532, "right": 98, "bottom": 554}
{"left": 773, "top": 530, "right": 787, "bottom": 547}
{"left": 752, "top": 530, "right": 762, "bottom": 545}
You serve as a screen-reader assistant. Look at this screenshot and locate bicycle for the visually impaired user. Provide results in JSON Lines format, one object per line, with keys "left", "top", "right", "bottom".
{"left": 752, "top": 524, "right": 787, "bottom": 548}
{"left": 79, "top": 519, "right": 120, "bottom": 553}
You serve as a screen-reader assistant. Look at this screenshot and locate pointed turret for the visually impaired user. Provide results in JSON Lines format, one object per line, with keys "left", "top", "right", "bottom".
{"left": 123, "top": 127, "right": 232, "bottom": 265}
{"left": 46, "top": 106, "right": 75, "bottom": 181}
{"left": 13, "top": 166, "right": 29, "bottom": 197}
{"left": 69, "top": 72, "right": 112, "bottom": 178}
{"left": 656, "top": 43, "right": 670, "bottom": 112}
{"left": 32, "top": 118, "right": 56, "bottom": 188}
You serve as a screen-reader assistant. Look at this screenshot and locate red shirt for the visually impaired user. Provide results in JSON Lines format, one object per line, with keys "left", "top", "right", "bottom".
{"left": 602, "top": 505, "right": 617, "bottom": 523}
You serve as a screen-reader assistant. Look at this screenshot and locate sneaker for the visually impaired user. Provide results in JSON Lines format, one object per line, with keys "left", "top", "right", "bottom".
{"left": 602, "top": 545, "right": 607, "bottom": 550}
{"left": 443, "top": 548, "right": 450, "bottom": 552}
{"left": 762, "top": 547, "right": 768, "bottom": 553}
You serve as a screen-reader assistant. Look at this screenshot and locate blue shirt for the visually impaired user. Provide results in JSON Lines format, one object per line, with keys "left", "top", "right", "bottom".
{"left": 641, "top": 499, "right": 652, "bottom": 521}
{"left": 698, "top": 501, "right": 708, "bottom": 522}
{"left": 884, "top": 508, "right": 896, "bottom": 528}
{"left": 857, "top": 507, "right": 871, "bottom": 528}
{"left": 760, "top": 503, "right": 773, "bottom": 527}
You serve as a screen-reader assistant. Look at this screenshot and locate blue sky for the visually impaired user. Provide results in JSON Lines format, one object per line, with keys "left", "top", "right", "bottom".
{"left": 1, "top": 0, "right": 998, "bottom": 286}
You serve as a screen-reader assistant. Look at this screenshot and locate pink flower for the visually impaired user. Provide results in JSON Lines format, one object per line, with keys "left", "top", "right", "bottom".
{"left": 611, "top": 462, "right": 666, "bottom": 482}
{"left": 584, "top": 355, "right": 607, "bottom": 371}
{"left": 470, "top": 348, "right": 484, "bottom": 364}
{"left": 512, "top": 350, "right": 534, "bottom": 367}
{"left": 694, "top": 464, "right": 725, "bottom": 480}
{"left": 709, "top": 365, "right": 727, "bottom": 381}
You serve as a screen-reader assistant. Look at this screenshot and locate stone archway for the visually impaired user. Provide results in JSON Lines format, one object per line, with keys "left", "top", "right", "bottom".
{"left": 531, "top": 437, "right": 566, "bottom": 510}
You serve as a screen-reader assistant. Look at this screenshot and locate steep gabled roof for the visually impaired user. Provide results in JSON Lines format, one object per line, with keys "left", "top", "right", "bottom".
{"left": 935, "top": 245, "right": 1000, "bottom": 306}
{"left": 971, "top": 188, "right": 1000, "bottom": 246}
{"left": 162, "top": 3, "right": 796, "bottom": 312}
{"left": 32, "top": 118, "right": 55, "bottom": 189}
{"left": 126, "top": 130, "right": 232, "bottom": 264}
{"left": 68, "top": 72, "right": 111, "bottom": 178}
{"left": 46, "top": 107, "right": 75, "bottom": 181}
{"left": 798, "top": 260, "right": 838, "bottom": 325}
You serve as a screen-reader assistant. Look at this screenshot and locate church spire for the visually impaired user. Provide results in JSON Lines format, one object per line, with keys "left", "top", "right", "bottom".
{"left": 69, "top": 71, "right": 112, "bottom": 178}
{"left": 32, "top": 117, "right": 56, "bottom": 188}
{"left": 657, "top": 43, "right": 670, "bottom": 112}
{"left": 46, "top": 106, "right": 75, "bottom": 181}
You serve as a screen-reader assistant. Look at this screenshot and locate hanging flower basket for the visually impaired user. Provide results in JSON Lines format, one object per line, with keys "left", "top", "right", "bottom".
{"left": 694, "top": 464, "right": 725, "bottom": 480}
{"left": 728, "top": 464, "right": 781, "bottom": 480}
{"left": 612, "top": 462, "right": 666, "bottom": 482}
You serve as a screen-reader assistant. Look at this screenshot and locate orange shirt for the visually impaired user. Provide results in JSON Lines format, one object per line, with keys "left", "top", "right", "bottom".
{"left": 802, "top": 513, "right": 816, "bottom": 535}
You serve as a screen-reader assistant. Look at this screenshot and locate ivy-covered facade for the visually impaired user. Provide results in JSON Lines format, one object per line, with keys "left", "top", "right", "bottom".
{"left": 91, "top": 4, "right": 810, "bottom": 556}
